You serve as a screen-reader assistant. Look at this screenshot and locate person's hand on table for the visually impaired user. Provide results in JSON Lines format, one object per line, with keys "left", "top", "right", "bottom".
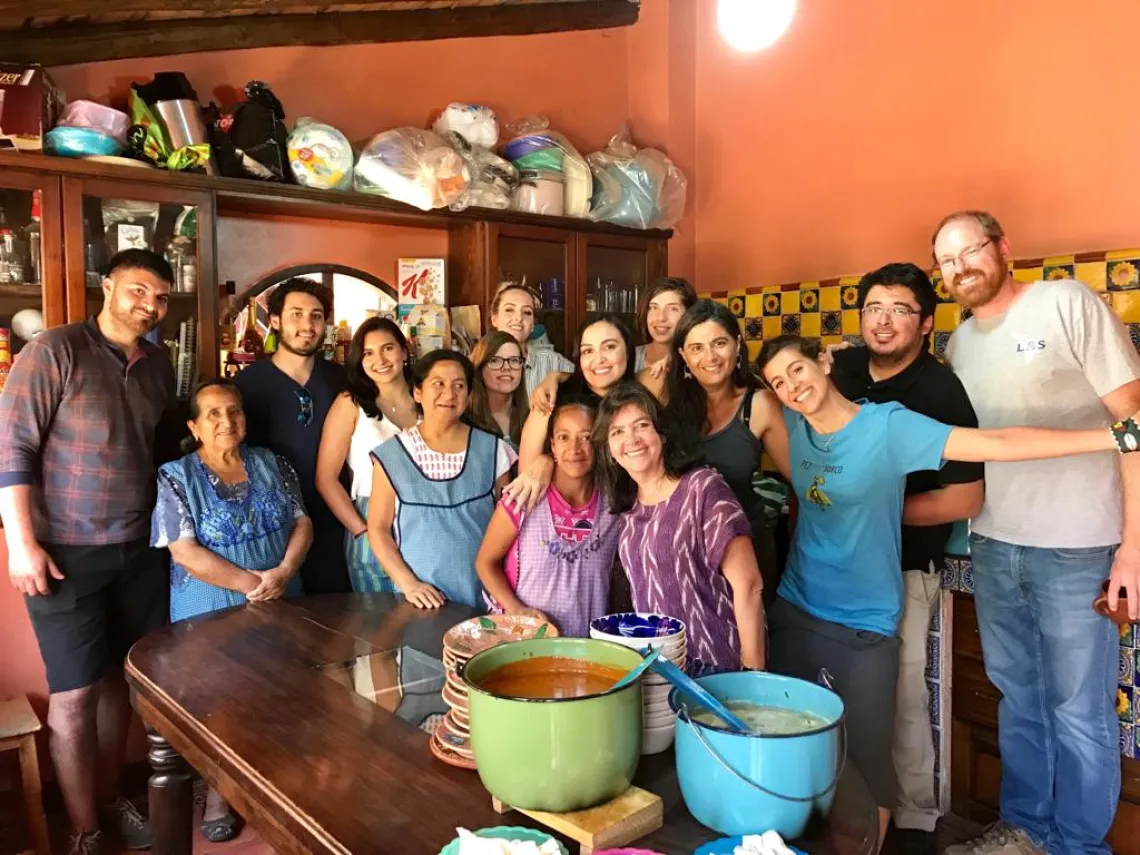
{"left": 401, "top": 578, "right": 446, "bottom": 610}
{"left": 501, "top": 456, "right": 554, "bottom": 513}
{"left": 246, "top": 564, "right": 295, "bottom": 602}
{"left": 7, "top": 539, "right": 63, "bottom": 596}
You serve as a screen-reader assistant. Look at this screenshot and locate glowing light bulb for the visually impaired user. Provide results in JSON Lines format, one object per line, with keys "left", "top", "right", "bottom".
{"left": 717, "top": 0, "right": 796, "bottom": 53}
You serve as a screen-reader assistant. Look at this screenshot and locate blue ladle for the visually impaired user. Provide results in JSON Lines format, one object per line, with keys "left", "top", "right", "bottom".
{"left": 648, "top": 654, "right": 753, "bottom": 733}
{"left": 610, "top": 646, "right": 663, "bottom": 691}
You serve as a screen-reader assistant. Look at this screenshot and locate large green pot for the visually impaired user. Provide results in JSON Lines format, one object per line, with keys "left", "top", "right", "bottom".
{"left": 462, "top": 637, "right": 643, "bottom": 812}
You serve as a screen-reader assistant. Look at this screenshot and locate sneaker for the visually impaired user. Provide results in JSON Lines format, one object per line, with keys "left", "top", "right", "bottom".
{"left": 944, "top": 822, "right": 1045, "bottom": 855}
{"left": 99, "top": 796, "right": 152, "bottom": 850}
{"left": 894, "top": 827, "right": 935, "bottom": 855}
{"left": 67, "top": 830, "right": 105, "bottom": 855}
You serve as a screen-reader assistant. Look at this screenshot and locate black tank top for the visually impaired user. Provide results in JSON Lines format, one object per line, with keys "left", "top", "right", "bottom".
{"left": 699, "top": 389, "right": 765, "bottom": 521}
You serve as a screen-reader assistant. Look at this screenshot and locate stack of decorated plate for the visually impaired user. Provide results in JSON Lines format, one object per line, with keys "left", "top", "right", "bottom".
{"left": 432, "top": 614, "right": 558, "bottom": 770}
{"left": 590, "top": 613, "right": 686, "bottom": 755}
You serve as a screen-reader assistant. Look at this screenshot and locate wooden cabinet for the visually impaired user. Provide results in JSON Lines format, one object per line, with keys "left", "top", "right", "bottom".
{"left": 0, "top": 151, "right": 670, "bottom": 384}
{"left": 449, "top": 220, "right": 668, "bottom": 353}
{"left": 950, "top": 592, "right": 1140, "bottom": 851}
{"left": 60, "top": 176, "right": 217, "bottom": 387}
{"left": 0, "top": 170, "right": 64, "bottom": 357}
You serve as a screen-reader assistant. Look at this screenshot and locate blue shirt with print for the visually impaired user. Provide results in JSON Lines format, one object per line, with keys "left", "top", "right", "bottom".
{"left": 778, "top": 401, "right": 952, "bottom": 636}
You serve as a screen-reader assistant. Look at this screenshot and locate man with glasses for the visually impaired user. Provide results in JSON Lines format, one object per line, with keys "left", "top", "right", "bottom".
{"left": 830, "top": 263, "right": 984, "bottom": 855}
{"left": 935, "top": 211, "right": 1140, "bottom": 855}
{"left": 236, "top": 277, "right": 349, "bottom": 594}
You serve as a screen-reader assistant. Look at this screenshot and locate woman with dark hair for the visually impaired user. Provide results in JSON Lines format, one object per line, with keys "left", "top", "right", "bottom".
{"left": 755, "top": 334, "right": 1140, "bottom": 842}
{"left": 666, "top": 299, "right": 790, "bottom": 602}
{"left": 466, "top": 330, "right": 528, "bottom": 449}
{"left": 593, "top": 381, "right": 766, "bottom": 675}
{"left": 634, "top": 276, "right": 698, "bottom": 389}
{"left": 151, "top": 379, "right": 310, "bottom": 841}
{"left": 506, "top": 313, "right": 638, "bottom": 510}
{"left": 475, "top": 399, "right": 619, "bottom": 637}
{"left": 316, "top": 317, "right": 417, "bottom": 592}
{"left": 368, "top": 351, "right": 517, "bottom": 609}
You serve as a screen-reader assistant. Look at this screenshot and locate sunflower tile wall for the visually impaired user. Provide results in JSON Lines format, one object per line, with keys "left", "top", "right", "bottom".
{"left": 705, "top": 248, "right": 1140, "bottom": 364}
{"left": 705, "top": 247, "right": 1140, "bottom": 806}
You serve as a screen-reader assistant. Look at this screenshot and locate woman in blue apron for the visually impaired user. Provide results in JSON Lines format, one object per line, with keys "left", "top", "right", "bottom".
{"left": 151, "top": 379, "right": 310, "bottom": 842}
{"left": 367, "top": 350, "right": 517, "bottom": 609}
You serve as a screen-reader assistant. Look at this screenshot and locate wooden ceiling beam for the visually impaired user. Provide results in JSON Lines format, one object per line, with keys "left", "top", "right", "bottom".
{"left": 0, "top": 0, "right": 638, "bottom": 66}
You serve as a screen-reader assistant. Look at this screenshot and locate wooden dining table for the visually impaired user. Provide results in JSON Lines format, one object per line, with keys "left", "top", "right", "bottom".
{"left": 124, "top": 593, "right": 879, "bottom": 855}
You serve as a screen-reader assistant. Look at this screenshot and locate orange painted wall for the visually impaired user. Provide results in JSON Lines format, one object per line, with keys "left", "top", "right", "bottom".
{"left": 688, "top": 0, "right": 1140, "bottom": 287}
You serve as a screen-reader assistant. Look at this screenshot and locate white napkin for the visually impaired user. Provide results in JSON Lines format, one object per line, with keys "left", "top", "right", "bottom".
{"left": 734, "top": 831, "right": 795, "bottom": 855}
{"left": 456, "top": 828, "right": 562, "bottom": 855}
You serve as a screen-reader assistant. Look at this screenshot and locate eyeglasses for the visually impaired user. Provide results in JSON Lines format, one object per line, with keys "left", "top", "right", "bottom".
{"left": 861, "top": 304, "right": 921, "bottom": 319}
{"left": 936, "top": 238, "right": 992, "bottom": 271}
{"left": 487, "top": 356, "right": 525, "bottom": 370}
{"left": 295, "top": 388, "right": 313, "bottom": 426}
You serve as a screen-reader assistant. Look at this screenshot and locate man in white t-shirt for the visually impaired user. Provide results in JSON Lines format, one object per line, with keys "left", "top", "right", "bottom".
{"left": 937, "top": 211, "right": 1140, "bottom": 855}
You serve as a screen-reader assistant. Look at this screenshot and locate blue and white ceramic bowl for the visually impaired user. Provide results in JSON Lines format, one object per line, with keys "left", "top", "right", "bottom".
{"left": 590, "top": 612, "right": 686, "bottom": 640}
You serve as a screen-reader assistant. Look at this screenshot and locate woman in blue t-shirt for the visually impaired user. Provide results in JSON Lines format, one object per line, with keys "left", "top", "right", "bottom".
{"left": 756, "top": 334, "right": 1136, "bottom": 842}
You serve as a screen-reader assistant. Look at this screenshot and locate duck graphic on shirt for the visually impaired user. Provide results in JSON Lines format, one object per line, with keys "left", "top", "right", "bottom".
{"left": 806, "top": 475, "right": 832, "bottom": 510}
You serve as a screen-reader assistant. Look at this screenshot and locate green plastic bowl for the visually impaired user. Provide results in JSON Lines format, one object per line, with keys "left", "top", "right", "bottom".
{"left": 438, "top": 826, "right": 568, "bottom": 855}
{"left": 462, "top": 637, "right": 643, "bottom": 812}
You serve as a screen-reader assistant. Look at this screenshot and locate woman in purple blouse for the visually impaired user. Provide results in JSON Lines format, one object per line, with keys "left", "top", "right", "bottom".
{"left": 592, "top": 382, "right": 767, "bottom": 673}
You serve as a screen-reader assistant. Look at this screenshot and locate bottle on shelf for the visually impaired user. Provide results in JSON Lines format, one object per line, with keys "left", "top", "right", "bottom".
{"left": 322, "top": 326, "right": 336, "bottom": 361}
{"left": 264, "top": 327, "right": 278, "bottom": 355}
{"left": 0, "top": 207, "right": 27, "bottom": 285}
{"left": 25, "top": 192, "right": 40, "bottom": 287}
{"left": 334, "top": 319, "right": 351, "bottom": 364}
{"left": 239, "top": 297, "right": 264, "bottom": 357}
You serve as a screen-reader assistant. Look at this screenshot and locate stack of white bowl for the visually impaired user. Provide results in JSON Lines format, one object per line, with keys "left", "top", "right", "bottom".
{"left": 589, "top": 612, "right": 686, "bottom": 755}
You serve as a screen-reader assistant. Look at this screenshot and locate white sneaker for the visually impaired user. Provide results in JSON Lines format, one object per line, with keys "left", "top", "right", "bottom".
{"left": 943, "top": 822, "right": 1045, "bottom": 855}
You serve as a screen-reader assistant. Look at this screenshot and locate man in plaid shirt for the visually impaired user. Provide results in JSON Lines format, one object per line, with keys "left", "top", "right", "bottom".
{"left": 0, "top": 249, "right": 176, "bottom": 855}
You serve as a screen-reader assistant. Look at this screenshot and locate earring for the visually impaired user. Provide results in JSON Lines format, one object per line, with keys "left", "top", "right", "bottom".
{"left": 683, "top": 365, "right": 692, "bottom": 379}
{"left": 736, "top": 350, "right": 744, "bottom": 368}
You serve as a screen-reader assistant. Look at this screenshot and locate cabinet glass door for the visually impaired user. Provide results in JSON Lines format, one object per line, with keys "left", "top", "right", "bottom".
{"left": 494, "top": 226, "right": 574, "bottom": 356}
{"left": 63, "top": 179, "right": 215, "bottom": 397}
{"left": 581, "top": 238, "right": 656, "bottom": 346}
{"left": 0, "top": 173, "right": 62, "bottom": 368}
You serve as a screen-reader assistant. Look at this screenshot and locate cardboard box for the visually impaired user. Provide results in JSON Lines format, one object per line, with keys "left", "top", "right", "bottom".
{"left": 0, "top": 64, "right": 64, "bottom": 153}
{"left": 397, "top": 257, "right": 446, "bottom": 306}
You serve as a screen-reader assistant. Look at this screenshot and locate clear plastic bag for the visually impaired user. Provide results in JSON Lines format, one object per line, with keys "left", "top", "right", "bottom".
{"left": 354, "top": 128, "right": 469, "bottom": 211}
{"left": 443, "top": 131, "right": 517, "bottom": 212}
{"left": 287, "top": 117, "right": 354, "bottom": 190}
{"left": 500, "top": 115, "right": 592, "bottom": 218}
{"left": 58, "top": 100, "right": 130, "bottom": 144}
{"left": 587, "top": 126, "right": 687, "bottom": 230}
{"left": 432, "top": 103, "right": 500, "bottom": 149}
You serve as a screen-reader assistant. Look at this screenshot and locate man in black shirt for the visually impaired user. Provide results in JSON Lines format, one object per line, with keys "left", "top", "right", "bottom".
{"left": 236, "top": 277, "right": 349, "bottom": 595}
{"left": 830, "top": 263, "right": 984, "bottom": 855}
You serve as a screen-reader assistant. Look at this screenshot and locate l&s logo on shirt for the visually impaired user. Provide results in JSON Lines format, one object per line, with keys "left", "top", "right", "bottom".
{"left": 1015, "top": 338, "right": 1046, "bottom": 354}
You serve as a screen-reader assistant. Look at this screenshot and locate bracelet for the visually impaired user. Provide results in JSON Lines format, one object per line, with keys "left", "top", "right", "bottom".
{"left": 1110, "top": 418, "right": 1140, "bottom": 454}
{"left": 353, "top": 528, "right": 368, "bottom": 539}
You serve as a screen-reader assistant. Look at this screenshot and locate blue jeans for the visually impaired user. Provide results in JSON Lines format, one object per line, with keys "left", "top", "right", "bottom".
{"left": 969, "top": 534, "right": 1120, "bottom": 855}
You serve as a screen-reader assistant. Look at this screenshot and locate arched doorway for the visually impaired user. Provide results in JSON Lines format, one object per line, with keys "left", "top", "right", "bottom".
{"left": 228, "top": 263, "right": 399, "bottom": 341}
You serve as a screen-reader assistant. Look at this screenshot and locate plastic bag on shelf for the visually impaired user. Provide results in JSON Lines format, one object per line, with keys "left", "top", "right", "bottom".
{"left": 127, "top": 87, "right": 210, "bottom": 172}
{"left": 354, "top": 128, "right": 469, "bottom": 211}
{"left": 287, "top": 117, "right": 354, "bottom": 190}
{"left": 586, "top": 125, "right": 687, "bottom": 230}
{"left": 432, "top": 102, "right": 499, "bottom": 149}
{"left": 204, "top": 81, "right": 289, "bottom": 181}
{"left": 500, "top": 115, "right": 591, "bottom": 218}
{"left": 443, "top": 131, "right": 517, "bottom": 212}
{"left": 58, "top": 100, "right": 130, "bottom": 144}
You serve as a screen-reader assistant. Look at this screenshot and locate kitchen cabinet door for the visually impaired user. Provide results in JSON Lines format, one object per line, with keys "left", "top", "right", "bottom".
{"left": 62, "top": 177, "right": 217, "bottom": 393}
{"left": 0, "top": 170, "right": 63, "bottom": 354}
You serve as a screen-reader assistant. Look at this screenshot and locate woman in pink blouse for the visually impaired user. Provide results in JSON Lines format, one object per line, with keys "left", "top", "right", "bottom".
{"left": 592, "top": 381, "right": 766, "bottom": 673}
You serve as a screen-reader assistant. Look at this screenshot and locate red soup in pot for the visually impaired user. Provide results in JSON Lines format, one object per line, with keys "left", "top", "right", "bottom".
{"left": 476, "top": 656, "right": 627, "bottom": 700}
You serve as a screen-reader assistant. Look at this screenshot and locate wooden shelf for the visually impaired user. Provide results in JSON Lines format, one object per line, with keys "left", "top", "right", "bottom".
{"left": 0, "top": 283, "right": 43, "bottom": 299}
{"left": 0, "top": 151, "right": 673, "bottom": 240}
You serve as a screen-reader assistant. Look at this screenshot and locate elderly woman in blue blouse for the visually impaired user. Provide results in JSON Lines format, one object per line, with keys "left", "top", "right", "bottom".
{"left": 150, "top": 378, "right": 311, "bottom": 842}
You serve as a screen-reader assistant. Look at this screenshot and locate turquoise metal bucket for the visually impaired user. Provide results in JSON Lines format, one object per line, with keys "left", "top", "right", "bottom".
{"left": 670, "top": 671, "right": 845, "bottom": 839}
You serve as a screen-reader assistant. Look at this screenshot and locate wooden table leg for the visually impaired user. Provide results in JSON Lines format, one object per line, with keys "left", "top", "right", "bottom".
{"left": 146, "top": 730, "right": 193, "bottom": 855}
{"left": 17, "top": 735, "right": 51, "bottom": 855}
